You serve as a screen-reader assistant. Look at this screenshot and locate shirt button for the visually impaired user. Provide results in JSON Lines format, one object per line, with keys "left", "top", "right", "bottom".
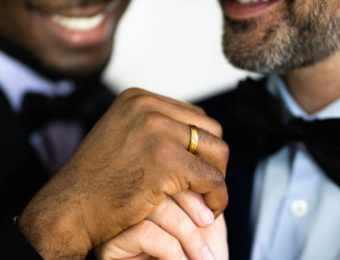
{"left": 291, "top": 199, "right": 309, "bottom": 219}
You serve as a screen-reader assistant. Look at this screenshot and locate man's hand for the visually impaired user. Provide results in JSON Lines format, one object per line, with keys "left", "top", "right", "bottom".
{"left": 95, "top": 192, "right": 228, "bottom": 260}
{"left": 18, "top": 88, "right": 229, "bottom": 258}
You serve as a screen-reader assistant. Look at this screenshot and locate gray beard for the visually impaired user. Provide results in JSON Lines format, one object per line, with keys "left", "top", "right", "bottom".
{"left": 222, "top": 2, "right": 340, "bottom": 73}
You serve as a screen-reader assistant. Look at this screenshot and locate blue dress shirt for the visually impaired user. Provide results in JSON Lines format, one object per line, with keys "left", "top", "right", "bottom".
{"left": 0, "top": 51, "right": 83, "bottom": 174}
{"left": 251, "top": 74, "right": 340, "bottom": 260}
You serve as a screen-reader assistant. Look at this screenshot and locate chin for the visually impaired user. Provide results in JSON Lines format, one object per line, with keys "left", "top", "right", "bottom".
{"left": 49, "top": 60, "right": 108, "bottom": 79}
{"left": 33, "top": 42, "right": 114, "bottom": 79}
{"left": 220, "top": 0, "right": 340, "bottom": 73}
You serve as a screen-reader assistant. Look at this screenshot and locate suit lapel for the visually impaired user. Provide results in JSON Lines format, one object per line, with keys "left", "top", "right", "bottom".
{"left": 223, "top": 96, "right": 257, "bottom": 260}
{"left": 198, "top": 78, "right": 267, "bottom": 260}
{"left": 0, "top": 89, "right": 48, "bottom": 218}
{"left": 0, "top": 80, "right": 115, "bottom": 218}
{"left": 225, "top": 154, "right": 257, "bottom": 260}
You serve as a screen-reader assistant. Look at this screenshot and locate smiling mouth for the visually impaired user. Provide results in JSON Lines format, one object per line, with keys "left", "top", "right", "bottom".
{"left": 51, "top": 13, "right": 106, "bottom": 31}
{"left": 28, "top": 0, "right": 122, "bottom": 47}
{"left": 224, "top": 0, "right": 280, "bottom": 20}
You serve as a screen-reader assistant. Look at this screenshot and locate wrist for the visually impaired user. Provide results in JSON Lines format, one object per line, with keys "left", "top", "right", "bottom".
{"left": 17, "top": 195, "right": 92, "bottom": 259}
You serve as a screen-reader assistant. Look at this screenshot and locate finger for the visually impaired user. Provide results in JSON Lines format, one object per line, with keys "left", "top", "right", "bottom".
{"left": 189, "top": 158, "right": 228, "bottom": 218}
{"left": 139, "top": 89, "right": 207, "bottom": 116}
{"left": 119, "top": 253, "right": 157, "bottom": 260}
{"left": 165, "top": 148, "right": 228, "bottom": 217}
{"left": 158, "top": 101, "right": 222, "bottom": 137}
{"left": 95, "top": 220, "right": 186, "bottom": 260}
{"left": 125, "top": 90, "right": 222, "bottom": 137}
{"left": 121, "top": 87, "right": 207, "bottom": 117}
{"left": 201, "top": 215, "right": 229, "bottom": 260}
{"left": 179, "top": 123, "right": 229, "bottom": 174}
{"left": 172, "top": 191, "right": 215, "bottom": 228}
{"left": 126, "top": 253, "right": 149, "bottom": 260}
{"left": 148, "top": 197, "right": 217, "bottom": 260}
{"left": 139, "top": 113, "right": 229, "bottom": 174}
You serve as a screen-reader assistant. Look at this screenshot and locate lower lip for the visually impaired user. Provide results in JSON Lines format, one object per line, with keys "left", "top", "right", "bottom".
{"left": 33, "top": 11, "right": 114, "bottom": 48}
{"left": 224, "top": 0, "right": 278, "bottom": 20}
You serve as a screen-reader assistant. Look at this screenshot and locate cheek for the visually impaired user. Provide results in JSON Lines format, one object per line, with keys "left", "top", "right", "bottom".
{"left": 291, "top": 0, "right": 314, "bottom": 19}
{"left": 291, "top": 0, "right": 340, "bottom": 25}
{"left": 0, "top": 1, "right": 42, "bottom": 50}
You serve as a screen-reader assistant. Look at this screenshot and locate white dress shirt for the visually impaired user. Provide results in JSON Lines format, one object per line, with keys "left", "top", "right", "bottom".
{"left": 0, "top": 51, "right": 74, "bottom": 112}
{"left": 0, "top": 51, "right": 83, "bottom": 175}
{"left": 251, "top": 74, "right": 340, "bottom": 260}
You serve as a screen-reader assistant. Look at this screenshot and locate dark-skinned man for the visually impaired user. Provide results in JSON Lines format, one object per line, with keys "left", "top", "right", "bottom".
{"left": 0, "top": 0, "right": 229, "bottom": 259}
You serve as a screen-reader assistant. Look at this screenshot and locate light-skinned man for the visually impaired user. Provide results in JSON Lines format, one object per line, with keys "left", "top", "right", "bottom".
{"left": 90, "top": 0, "right": 340, "bottom": 259}
{"left": 198, "top": 0, "right": 340, "bottom": 259}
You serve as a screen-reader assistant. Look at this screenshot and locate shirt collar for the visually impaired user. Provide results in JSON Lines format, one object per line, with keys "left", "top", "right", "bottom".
{"left": 267, "top": 74, "right": 340, "bottom": 120}
{"left": 0, "top": 51, "right": 75, "bottom": 112}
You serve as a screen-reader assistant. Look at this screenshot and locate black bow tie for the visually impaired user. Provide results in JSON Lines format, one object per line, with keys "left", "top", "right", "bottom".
{"left": 230, "top": 80, "right": 340, "bottom": 186}
{"left": 20, "top": 82, "right": 114, "bottom": 134}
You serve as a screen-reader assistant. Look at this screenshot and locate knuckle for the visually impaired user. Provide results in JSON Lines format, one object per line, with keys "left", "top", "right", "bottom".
{"left": 217, "top": 186, "right": 229, "bottom": 211}
{"left": 223, "top": 192, "right": 229, "bottom": 209}
{"left": 176, "top": 215, "right": 196, "bottom": 234}
{"left": 208, "top": 185, "right": 228, "bottom": 215}
{"left": 131, "top": 94, "right": 159, "bottom": 112}
{"left": 216, "top": 141, "right": 230, "bottom": 175}
{"left": 143, "top": 112, "right": 171, "bottom": 130}
{"left": 152, "top": 197, "right": 172, "bottom": 218}
{"left": 216, "top": 197, "right": 228, "bottom": 216}
{"left": 138, "top": 220, "right": 157, "bottom": 239}
{"left": 166, "top": 240, "right": 183, "bottom": 257}
{"left": 179, "top": 227, "right": 206, "bottom": 254}
{"left": 213, "top": 121, "right": 223, "bottom": 138}
{"left": 120, "top": 87, "right": 143, "bottom": 99}
{"left": 209, "top": 167, "right": 225, "bottom": 185}
{"left": 192, "top": 105, "right": 207, "bottom": 115}
{"left": 204, "top": 117, "right": 223, "bottom": 138}
{"left": 219, "top": 140, "right": 230, "bottom": 159}
{"left": 135, "top": 112, "right": 171, "bottom": 139}
{"left": 191, "top": 158, "right": 224, "bottom": 185}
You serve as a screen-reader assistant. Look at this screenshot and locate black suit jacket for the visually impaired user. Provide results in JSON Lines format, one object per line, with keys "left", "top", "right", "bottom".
{"left": 0, "top": 82, "right": 114, "bottom": 259}
{"left": 198, "top": 78, "right": 267, "bottom": 260}
{"left": 0, "top": 77, "right": 264, "bottom": 260}
{"left": 0, "top": 89, "right": 47, "bottom": 259}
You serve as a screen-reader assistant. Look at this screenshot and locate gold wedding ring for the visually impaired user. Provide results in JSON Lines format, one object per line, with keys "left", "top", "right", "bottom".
{"left": 188, "top": 125, "right": 199, "bottom": 154}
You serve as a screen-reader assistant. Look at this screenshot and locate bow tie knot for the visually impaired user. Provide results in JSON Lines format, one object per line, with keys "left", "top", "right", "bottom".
{"left": 284, "top": 118, "right": 316, "bottom": 141}
{"left": 230, "top": 79, "right": 340, "bottom": 186}
{"left": 19, "top": 82, "right": 114, "bottom": 134}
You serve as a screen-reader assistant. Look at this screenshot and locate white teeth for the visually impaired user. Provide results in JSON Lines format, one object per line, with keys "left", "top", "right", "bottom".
{"left": 236, "top": 0, "right": 270, "bottom": 4}
{"left": 52, "top": 13, "right": 105, "bottom": 31}
{"left": 238, "top": 0, "right": 252, "bottom": 3}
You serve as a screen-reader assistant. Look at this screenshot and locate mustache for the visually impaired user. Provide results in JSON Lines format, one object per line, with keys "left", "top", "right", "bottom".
{"left": 27, "top": 0, "right": 114, "bottom": 12}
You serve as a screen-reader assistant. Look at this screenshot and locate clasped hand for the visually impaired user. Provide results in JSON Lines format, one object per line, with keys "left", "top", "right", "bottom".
{"left": 18, "top": 88, "right": 229, "bottom": 259}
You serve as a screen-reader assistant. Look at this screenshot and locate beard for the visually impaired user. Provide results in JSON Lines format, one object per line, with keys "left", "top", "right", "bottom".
{"left": 222, "top": 0, "right": 340, "bottom": 73}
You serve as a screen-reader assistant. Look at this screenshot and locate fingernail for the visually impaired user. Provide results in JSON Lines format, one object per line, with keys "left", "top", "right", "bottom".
{"left": 201, "top": 245, "right": 217, "bottom": 260}
{"left": 198, "top": 204, "right": 214, "bottom": 225}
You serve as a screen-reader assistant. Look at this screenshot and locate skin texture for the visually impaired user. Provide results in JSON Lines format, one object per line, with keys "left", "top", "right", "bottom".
{"left": 219, "top": 0, "right": 340, "bottom": 73}
{"left": 96, "top": 0, "right": 340, "bottom": 257}
{"left": 0, "top": 0, "right": 230, "bottom": 258}
{"left": 18, "top": 88, "right": 229, "bottom": 259}
{"left": 0, "top": 0, "right": 130, "bottom": 77}
{"left": 95, "top": 214, "right": 228, "bottom": 260}
{"left": 284, "top": 51, "right": 340, "bottom": 112}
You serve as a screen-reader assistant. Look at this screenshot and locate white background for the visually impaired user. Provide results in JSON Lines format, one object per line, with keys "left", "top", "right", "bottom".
{"left": 104, "top": 0, "right": 253, "bottom": 102}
